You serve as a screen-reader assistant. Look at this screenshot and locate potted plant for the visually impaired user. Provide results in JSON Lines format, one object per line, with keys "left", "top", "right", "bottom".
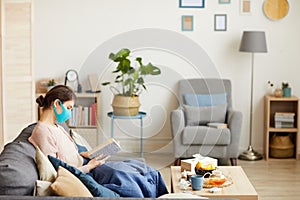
{"left": 102, "top": 48, "right": 161, "bottom": 116}
{"left": 47, "top": 79, "right": 56, "bottom": 91}
{"left": 282, "top": 82, "right": 291, "bottom": 97}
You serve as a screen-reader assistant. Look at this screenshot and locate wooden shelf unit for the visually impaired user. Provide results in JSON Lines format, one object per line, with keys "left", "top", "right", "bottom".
{"left": 264, "top": 95, "right": 299, "bottom": 160}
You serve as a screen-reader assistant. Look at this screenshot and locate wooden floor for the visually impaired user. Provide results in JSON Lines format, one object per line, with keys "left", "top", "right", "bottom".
{"left": 141, "top": 153, "right": 300, "bottom": 200}
{"left": 237, "top": 159, "right": 300, "bottom": 200}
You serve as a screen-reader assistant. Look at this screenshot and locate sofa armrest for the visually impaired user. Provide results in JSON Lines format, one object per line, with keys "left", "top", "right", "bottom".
{"left": 226, "top": 109, "right": 243, "bottom": 158}
{"left": 170, "top": 107, "right": 185, "bottom": 137}
{"left": 170, "top": 107, "right": 186, "bottom": 158}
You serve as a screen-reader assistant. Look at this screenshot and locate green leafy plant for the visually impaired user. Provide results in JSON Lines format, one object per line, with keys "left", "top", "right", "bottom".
{"left": 282, "top": 82, "right": 289, "bottom": 89}
{"left": 47, "top": 79, "right": 56, "bottom": 87}
{"left": 102, "top": 48, "right": 161, "bottom": 96}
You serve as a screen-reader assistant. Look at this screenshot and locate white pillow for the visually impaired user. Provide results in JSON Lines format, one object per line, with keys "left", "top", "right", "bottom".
{"left": 33, "top": 180, "right": 54, "bottom": 196}
{"left": 35, "top": 147, "right": 57, "bottom": 182}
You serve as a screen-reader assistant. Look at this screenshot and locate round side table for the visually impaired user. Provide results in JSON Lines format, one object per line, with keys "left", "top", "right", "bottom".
{"left": 107, "top": 112, "right": 146, "bottom": 157}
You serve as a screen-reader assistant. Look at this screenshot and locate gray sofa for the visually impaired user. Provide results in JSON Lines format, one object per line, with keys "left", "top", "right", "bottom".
{"left": 0, "top": 123, "right": 238, "bottom": 200}
{"left": 0, "top": 123, "right": 38, "bottom": 195}
{"left": 171, "top": 79, "right": 243, "bottom": 166}
{"left": 0, "top": 123, "right": 146, "bottom": 196}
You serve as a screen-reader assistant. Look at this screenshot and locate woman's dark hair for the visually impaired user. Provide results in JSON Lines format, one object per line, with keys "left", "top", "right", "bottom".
{"left": 36, "top": 85, "right": 76, "bottom": 109}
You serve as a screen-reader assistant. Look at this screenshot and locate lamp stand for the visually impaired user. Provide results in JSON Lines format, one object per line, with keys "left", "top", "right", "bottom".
{"left": 239, "top": 53, "right": 263, "bottom": 161}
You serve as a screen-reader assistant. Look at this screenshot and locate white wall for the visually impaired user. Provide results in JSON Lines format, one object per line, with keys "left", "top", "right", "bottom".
{"left": 33, "top": 0, "right": 300, "bottom": 155}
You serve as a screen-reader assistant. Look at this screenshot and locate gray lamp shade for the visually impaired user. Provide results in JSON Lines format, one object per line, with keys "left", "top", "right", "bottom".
{"left": 239, "top": 31, "right": 267, "bottom": 53}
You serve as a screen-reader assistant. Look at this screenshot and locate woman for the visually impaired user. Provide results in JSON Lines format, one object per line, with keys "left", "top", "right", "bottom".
{"left": 29, "top": 85, "right": 103, "bottom": 174}
{"left": 29, "top": 85, "right": 168, "bottom": 198}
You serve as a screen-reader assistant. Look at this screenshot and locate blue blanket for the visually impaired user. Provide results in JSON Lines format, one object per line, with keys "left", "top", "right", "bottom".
{"left": 90, "top": 159, "right": 168, "bottom": 198}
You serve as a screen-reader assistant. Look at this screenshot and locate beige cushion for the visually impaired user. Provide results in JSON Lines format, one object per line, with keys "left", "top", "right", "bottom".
{"left": 33, "top": 180, "right": 54, "bottom": 196}
{"left": 35, "top": 147, "right": 57, "bottom": 182}
{"left": 50, "top": 166, "right": 93, "bottom": 197}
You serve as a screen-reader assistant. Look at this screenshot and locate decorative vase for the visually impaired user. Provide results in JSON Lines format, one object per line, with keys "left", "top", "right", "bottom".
{"left": 274, "top": 88, "right": 283, "bottom": 97}
{"left": 283, "top": 88, "right": 291, "bottom": 97}
{"left": 112, "top": 95, "right": 141, "bottom": 116}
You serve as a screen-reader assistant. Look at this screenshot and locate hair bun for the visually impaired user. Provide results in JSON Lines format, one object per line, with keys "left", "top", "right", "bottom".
{"left": 36, "top": 95, "right": 45, "bottom": 107}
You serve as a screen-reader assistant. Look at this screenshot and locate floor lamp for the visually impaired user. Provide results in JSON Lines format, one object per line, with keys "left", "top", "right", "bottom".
{"left": 238, "top": 31, "right": 267, "bottom": 161}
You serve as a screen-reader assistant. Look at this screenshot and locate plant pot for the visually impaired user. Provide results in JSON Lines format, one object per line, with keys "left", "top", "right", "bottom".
{"left": 112, "top": 95, "right": 141, "bottom": 116}
{"left": 283, "top": 87, "right": 291, "bottom": 97}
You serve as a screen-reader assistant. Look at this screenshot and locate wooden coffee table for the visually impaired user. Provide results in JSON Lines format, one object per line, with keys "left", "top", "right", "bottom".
{"left": 171, "top": 166, "right": 258, "bottom": 200}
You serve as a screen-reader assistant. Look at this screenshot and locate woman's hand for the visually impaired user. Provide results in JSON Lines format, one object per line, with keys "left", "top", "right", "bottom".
{"left": 79, "top": 151, "right": 89, "bottom": 158}
{"left": 86, "top": 154, "right": 110, "bottom": 171}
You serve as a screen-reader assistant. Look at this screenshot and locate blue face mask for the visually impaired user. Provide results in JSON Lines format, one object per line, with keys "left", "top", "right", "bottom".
{"left": 53, "top": 100, "right": 71, "bottom": 123}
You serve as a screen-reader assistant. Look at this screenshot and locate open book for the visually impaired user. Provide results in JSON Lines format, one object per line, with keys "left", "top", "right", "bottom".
{"left": 207, "top": 122, "right": 228, "bottom": 129}
{"left": 87, "top": 138, "right": 121, "bottom": 159}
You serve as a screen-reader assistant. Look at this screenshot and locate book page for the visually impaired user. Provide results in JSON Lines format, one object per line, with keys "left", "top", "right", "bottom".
{"left": 87, "top": 138, "right": 121, "bottom": 159}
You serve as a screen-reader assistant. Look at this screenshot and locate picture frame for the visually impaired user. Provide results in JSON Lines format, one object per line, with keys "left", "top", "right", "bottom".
{"left": 240, "top": 0, "right": 251, "bottom": 15}
{"left": 179, "top": 0, "right": 205, "bottom": 8}
{"left": 182, "top": 15, "right": 194, "bottom": 31}
{"left": 214, "top": 14, "right": 227, "bottom": 31}
{"left": 219, "top": 0, "right": 231, "bottom": 4}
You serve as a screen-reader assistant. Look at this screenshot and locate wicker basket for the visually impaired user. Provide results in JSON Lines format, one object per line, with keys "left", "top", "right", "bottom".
{"left": 270, "top": 135, "right": 294, "bottom": 158}
{"left": 112, "top": 95, "right": 141, "bottom": 116}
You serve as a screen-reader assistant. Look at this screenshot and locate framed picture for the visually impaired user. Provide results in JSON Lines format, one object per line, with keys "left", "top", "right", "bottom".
{"left": 240, "top": 0, "right": 251, "bottom": 15}
{"left": 219, "top": 0, "right": 231, "bottom": 4}
{"left": 214, "top": 14, "right": 227, "bottom": 31}
{"left": 182, "top": 15, "right": 194, "bottom": 31}
{"left": 180, "top": 0, "right": 205, "bottom": 8}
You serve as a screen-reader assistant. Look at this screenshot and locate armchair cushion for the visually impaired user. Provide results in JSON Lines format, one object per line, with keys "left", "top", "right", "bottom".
{"left": 183, "top": 103, "right": 227, "bottom": 125}
{"left": 183, "top": 93, "right": 227, "bottom": 106}
{"left": 182, "top": 126, "right": 230, "bottom": 145}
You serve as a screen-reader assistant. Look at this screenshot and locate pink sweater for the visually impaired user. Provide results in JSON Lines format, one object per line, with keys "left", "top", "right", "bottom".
{"left": 29, "top": 121, "right": 89, "bottom": 173}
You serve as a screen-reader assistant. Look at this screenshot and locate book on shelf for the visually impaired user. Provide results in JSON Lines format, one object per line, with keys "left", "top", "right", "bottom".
{"left": 207, "top": 123, "right": 228, "bottom": 129}
{"left": 91, "top": 103, "right": 96, "bottom": 126}
{"left": 83, "top": 106, "right": 89, "bottom": 126}
{"left": 274, "top": 112, "right": 295, "bottom": 126}
{"left": 69, "top": 103, "right": 97, "bottom": 127}
{"left": 274, "top": 117, "right": 294, "bottom": 122}
{"left": 275, "top": 121, "right": 294, "bottom": 128}
{"left": 87, "top": 138, "right": 121, "bottom": 159}
{"left": 274, "top": 112, "right": 295, "bottom": 117}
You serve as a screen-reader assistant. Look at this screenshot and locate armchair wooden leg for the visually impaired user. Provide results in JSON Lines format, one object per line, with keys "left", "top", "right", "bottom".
{"left": 230, "top": 158, "right": 237, "bottom": 166}
{"left": 174, "top": 158, "right": 181, "bottom": 166}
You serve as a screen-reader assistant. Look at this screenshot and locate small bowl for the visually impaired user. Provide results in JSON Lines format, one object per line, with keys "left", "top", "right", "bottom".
{"left": 195, "top": 167, "right": 214, "bottom": 178}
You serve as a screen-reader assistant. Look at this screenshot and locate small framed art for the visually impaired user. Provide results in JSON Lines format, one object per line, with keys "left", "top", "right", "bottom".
{"left": 240, "top": 0, "right": 251, "bottom": 15}
{"left": 180, "top": 0, "right": 205, "bottom": 8}
{"left": 214, "top": 14, "right": 227, "bottom": 31}
{"left": 219, "top": 0, "right": 231, "bottom": 4}
{"left": 182, "top": 15, "right": 193, "bottom": 31}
